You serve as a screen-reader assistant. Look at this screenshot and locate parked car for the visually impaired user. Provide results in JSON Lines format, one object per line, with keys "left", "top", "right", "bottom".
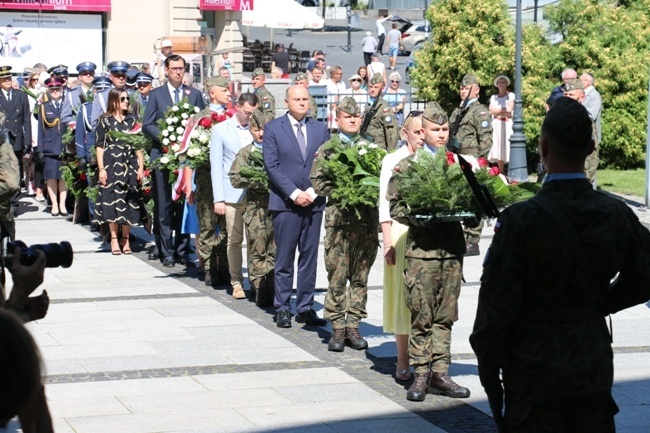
{"left": 295, "top": 0, "right": 319, "bottom": 5}
{"left": 405, "top": 43, "right": 424, "bottom": 85}
{"left": 400, "top": 21, "right": 431, "bottom": 55}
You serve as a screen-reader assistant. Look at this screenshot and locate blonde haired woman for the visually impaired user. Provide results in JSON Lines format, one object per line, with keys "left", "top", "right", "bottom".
{"left": 379, "top": 110, "right": 425, "bottom": 381}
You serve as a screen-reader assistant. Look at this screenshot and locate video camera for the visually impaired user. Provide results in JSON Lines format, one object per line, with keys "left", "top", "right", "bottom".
{"left": 4, "top": 240, "right": 73, "bottom": 268}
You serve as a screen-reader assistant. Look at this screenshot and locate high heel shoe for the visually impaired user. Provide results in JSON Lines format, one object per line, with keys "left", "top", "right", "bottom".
{"left": 120, "top": 236, "right": 132, "bottom": 255}
{"left": 110, "top": 237, "right": 121, "bottom": 255}
{"left": 396, "top": 369, "right": 412, "bottom": 381}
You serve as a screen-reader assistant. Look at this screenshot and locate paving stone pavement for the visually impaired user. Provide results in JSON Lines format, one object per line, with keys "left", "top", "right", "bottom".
{"left": 3, "top": 195, "right": 650, "bottom": 433}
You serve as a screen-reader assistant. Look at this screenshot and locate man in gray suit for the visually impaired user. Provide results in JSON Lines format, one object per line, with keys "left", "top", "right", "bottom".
{"left": 143, "top": 54, "right": 205, "bottom": 268}
{"left": 210, "top": 92, "right": 258, "bottom": 299}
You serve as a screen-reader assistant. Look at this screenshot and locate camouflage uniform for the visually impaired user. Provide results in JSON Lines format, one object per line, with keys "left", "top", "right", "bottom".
{"left": 470, "top": 99, "right": 650, "bottom": 431}
{"left": 449, "top": 74, "right": 493, "bottom": 249}
{"left": 362, "top": 73, "right": 399, "bottom": 151}
{"left": 310, "top": 98, "right": 379, "bottom": 334}
{"left": 387, "top": 152, "right": 466, "bottom": 374}
{"left": 252, "top": 68, "right": 275, "bottom": 118}
{"left": 0, "top": 114, "right": 19, "bottom": 241}
{"left": 228, "top": 110, "right": 276, "bottom": 306}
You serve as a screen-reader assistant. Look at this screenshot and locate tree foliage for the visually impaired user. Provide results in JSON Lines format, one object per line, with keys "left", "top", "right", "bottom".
{"left": 412, "top": 0, "right": 650, "bottom": 170}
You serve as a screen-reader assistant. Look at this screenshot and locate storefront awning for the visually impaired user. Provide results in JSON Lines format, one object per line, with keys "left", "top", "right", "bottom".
{"left": 199, "top": 0, "right": 254, "bottom": 11}
{"left": 0, "top": 0, "right": 111, "bottom": 12}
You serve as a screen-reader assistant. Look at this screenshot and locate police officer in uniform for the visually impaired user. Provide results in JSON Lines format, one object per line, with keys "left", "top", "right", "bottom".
{"left": 90, "top": 61, "right": 130, "bottom": 129}
{"left": 294, "top": 72, "right": 317, "bottom": 119}
{"left": 362, "top": 73, "right": 398, "bottom": 150}
{"left": 449, "top": 73, "right": 493, "bottom": 256}
{"left": 310, "top": 97, "right": 379, "bottom": 352}
{"left": 61, "top": 61, "right": 96, "bottom": 125}
{"left": 131, "top": 72, "right": 154, "bottom": 122}
{"left": 387, "top": 101, "right": 470, "bottom": 402}
{"left": 251, "top": 68, "right": 275, "bottom": 118}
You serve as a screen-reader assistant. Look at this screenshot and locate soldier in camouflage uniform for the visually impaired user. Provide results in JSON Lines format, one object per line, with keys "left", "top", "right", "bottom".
{"left": 195, "top": 75, "right": 231, "bottom": 286}
{"left": 387, "top": 102, "right": 470, "bottom": 402}
{"left": 361, "top": 73, "right": 399, "bottom": 151}
{"left": 0, "top": 111, "right": 19, "bottom": 241}
{"left": 229, "top": 109, "right": 276, "bottom": 307}
{"left": 449, "top": 73, "right": 493, "bottom": 256}
{"left": 562, "top": 78, "right": 599, "bottom": 185}
{"left": 310, "top": 97, "right": 379, "bottom": 352}
{"left": 294, "top": 72, "right": 318, "bottom": 119}
{"left": 251, "top": 68, "right": 275, "bottom": 118}
{"left": 470, "top": 98, "right": 650, "bottom": 433}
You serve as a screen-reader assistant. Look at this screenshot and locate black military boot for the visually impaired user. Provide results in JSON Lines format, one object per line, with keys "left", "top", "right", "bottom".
{"left": 346, "top": 327, "right": 368, "bottom": 350}
{"left": 406, "top": 372, "right": 431, "bottom": 402}
{"left": 465, "top": 241, "right": 480, "bottom": 257}
{"left": 265, "top": 273, "right": 276, "bottom": 306}
{"left": 428, "top": 372, "right": 471, "bottom": 398}
{"left": 255, "top": 283, "right": 271, "bottom": 308}
{"left": 328, "top": 328, "right": 346, "bottom": 352}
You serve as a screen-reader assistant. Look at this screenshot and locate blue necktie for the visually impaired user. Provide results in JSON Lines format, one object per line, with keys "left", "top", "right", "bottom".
{"left": 296, "top": 123, "right": 307, "bottom": 159}
{"left": 173, "top": 88, "right": 180, "bottom": 104}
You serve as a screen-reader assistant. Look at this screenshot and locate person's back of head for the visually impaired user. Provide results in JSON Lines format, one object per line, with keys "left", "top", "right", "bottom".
{"left": 542, "top": 97, "right": 594, "bottom": 167}
{"left": 0, "top": 310, "right": 42, "bottom": 427}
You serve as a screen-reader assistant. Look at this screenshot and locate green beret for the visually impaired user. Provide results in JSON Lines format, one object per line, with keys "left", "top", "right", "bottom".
{"left": 461, "top": 73, "right": 479, "bottom": 87}
{"left": 205, "top": 75, "right": 229, "bottom": 88}
{"left": 369, "top": 72, "right": 384, "bottom": 85}
{"left": 337, "top": 96, "right": 361, "bottom": 116}
{"left": 295, "top": 72, "right": 309, "bottom": 82}
{"left": 252, "top": 68, "right": 266, "bottom": 78}
{"left": 563, "top": 78, "right": 584, "bottom": 91}
{"left": 250, "top": 109, "right": 273, "bottom": 129}
{"left": 423, "top": 101, "right": 448, "bottom": 125}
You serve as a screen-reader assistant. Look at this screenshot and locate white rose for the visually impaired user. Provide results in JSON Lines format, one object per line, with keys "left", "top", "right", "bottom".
{"left": 181, "top": 120, "right": 188, "bottom": 127}
{"left": 170, "top": 135, "right": 177, "bottom": 142}
{"left": 194, "top": 107, "right": 200, "bottom": 113}
{"left": 160, "top": 156, "right": 170, "bottom": 164}
{"left": 167, "top": 125, "right": 175, "bottom": 132}
{"left": 198, "top": 133, "right": 209, "bottom": 143}
{"left": 172, "top": 106, "right": 179, "bottom": 112}
{"left": 162, "top": 130, "right": 169, "bottom": 137}
{"left": 183, "top": 103, "right": 190, "bottom": 109}
{"left": 181, "top": 113, "right": 189, "bottom": 119}
{"left": 190, "top": 130, "right": 199, "bottom": 139}
{"left": 187, "top": 147, "right": 200, "bottom": 157}
{"left": 358, "top": 148, "right": 368, "bottom": 156}
{"left": 165, "top": 117, "right": 173, "bottom": 124}
{"left": 171, "top": 144, "right": 181, "bottom": 153}
{"left": 176, "top": 126, "right": 184, "bottom": 135}
{"left": 162, "top": 138, "right": 170, "bottom": 145}
{"left": 368, "top": 143, "right": 378, "bottom": 149}
{"left": 172, "top": 117, "right": 179, "bottom": 124}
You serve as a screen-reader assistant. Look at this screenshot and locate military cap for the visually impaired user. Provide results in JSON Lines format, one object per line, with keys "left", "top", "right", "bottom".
{"left": 250, "top": 109, "right": 273, "bottom": 129}
{"left": 369, "top": 72, "right": 384, "bottom": 85}
{"left": 126, "top": 69, "right": 139, "bottom": 86}
{"left": 295, "top": 72, "right": 309, "bottom": 82}
{"left": 48, "top": 64, "right": 69, "bottom": 77}
{"left": 107, "top": 61, "right": 130, "bottom": 74}
{"left": 252, "top": 68, "right": 266, "bottom": 78}
{"left": 205, "top": 75, "right": 229, "bottom": 88}
{"left": 423, "top": 101, "right": 449, "bottom": 125}
{"left": 76, "top": 61, "right": 97, "bottom": 74}
{"left": 44, "top": 77, "right": 64, "bottom": 88}
{"left": 337, "top": 96, "right": 361, "bottom": 116}
{"left": 563, "top": 78, "right": 584, "bottom": 91}
{"left": 135, "top": 72, "right": 153, "bottom": 84}
{"left": 461, "top": 73, "right": 479, "bottom": 87}
{"left": 0, "top": 65, "right": 11, "bottom": 79}
{"left": 92, "top": 76, "right": 112, "bottom": 91}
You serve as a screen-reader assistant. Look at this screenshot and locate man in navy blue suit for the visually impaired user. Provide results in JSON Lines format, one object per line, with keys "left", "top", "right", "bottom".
{"left": 263, "top": 85, "right": 329, "bottom": 328}
{"left": 143, "top": 54, "right": 205, "bottom": 268}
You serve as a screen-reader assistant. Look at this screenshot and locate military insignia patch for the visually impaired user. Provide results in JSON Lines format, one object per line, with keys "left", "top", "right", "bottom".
{"left": 264, "top": 103, "right": 270, "bottom": 108}
{"left": 480, "top": 111, "right": 487, "bottom": 116}
{"left": 385, "top": 116, "right": 392, "bottom": 122}
{"left": 481, "top": 121, "right": 489, "bottom": 128}
{"left": 383, "top": 108, "right": 389, "bottom": 113}
{"left": 262, "top": 96, "right": 269, "bottom": 100}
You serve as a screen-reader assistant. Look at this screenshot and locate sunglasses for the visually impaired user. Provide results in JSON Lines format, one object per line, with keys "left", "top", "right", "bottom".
{"left": 30, "top": 78, "right": 38, "bottom": 82}
{"left": 351, "top": 78, "right": 361, "bottom": 82}
{"left": 391, "top": 80, "right": 401, "bottom": 84}
{"left": 120, "top": 96, "right": 129, "bottom": 102}
{"left": 405, "top": 110, "right": 423, "bottom": 121}
{"left": 80, "top": 71, "right": 94, "bottom": 76}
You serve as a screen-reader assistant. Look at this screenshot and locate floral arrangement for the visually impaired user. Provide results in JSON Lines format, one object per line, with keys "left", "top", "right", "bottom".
{"left": 107, "top": 123, "right": 152, "bottom": 153}
{"left": 178, "top": 108, "right": 235, "bottom": 168}
{"left": 316, "top": 136, "right": 387, "bottom": 217}
{"left": 155, "top": 100, "right": 200, "bottom": 181}
{"left": 140, "top": 153, "right": 155, "bottom": 233}
{"left": 60, "top": 159, "right": 88, "bottom": 198}
{"left": 61, "top": 120, "right": 76, "bottom": 159}
{"left": 396, "top": 149, "right": 538, "bottom": 219}
{"left": 237, "top": 146, "right": 269, "bottom": 190}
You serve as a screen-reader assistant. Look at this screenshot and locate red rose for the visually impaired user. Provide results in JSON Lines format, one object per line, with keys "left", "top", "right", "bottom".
{"left": 162, "top": 147, "right": 169, "bottom": 154}
{"left": 199, "top": 117, "right": 213, "bottom": 128}
{"left": 217, "top": 114, "right": 227, "bottom": 122}
{"left": 478, "top": 157, "right": 489, "bottom": 168}
{"left": 144, "top": 187, "right": 151, "bottom": 194}
{"left": 130, "top": 123, "right": 142, "bottom": 134}
{"left": 446, "top": 151, "right": 456, "bottom": 166}
{"left": 210, "top": 112, "right": 220, "bottom": 121}
{"left": 143, "top": 169, "right": 150, "bottom": 177}
{"left": 79, "top": 172, "right": 87, "bottom": 181}
{"left": 226, "top": 108, "right": 237, "bottom": 117}
{"left": 489, "top": 166, "right": 500, "bottom": 176}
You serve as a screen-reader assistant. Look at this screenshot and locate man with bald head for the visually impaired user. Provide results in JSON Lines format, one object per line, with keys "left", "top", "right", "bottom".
{"left": 263, "top": 85, "right": 330, "bottom": 328}
{"left": 545, "top": 67, "right": 577, "bottom": 111}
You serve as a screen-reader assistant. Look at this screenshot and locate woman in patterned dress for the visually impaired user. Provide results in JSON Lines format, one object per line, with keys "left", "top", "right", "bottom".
{"left": 94, "top": 89, "right": 144, "bottom": 255}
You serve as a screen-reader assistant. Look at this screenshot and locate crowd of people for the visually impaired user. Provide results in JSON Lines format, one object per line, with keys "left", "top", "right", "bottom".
{"left": 4, "top": 27, "right": 644, "bottom": 432}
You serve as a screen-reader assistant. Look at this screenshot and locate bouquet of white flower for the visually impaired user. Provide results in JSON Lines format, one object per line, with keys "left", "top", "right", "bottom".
{"left": 155, "top": 100, "right": 200, "bottom": 182}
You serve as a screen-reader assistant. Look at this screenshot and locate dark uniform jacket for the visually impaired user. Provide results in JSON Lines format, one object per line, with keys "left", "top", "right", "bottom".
{"left": 37, "top": 100, "right": 63, "bottom": 156}
{"left": 470, "top": 179, "right": 650, "bottom": 402}
{"left": 0, "top": 89, "right": 31, "bottom": 152}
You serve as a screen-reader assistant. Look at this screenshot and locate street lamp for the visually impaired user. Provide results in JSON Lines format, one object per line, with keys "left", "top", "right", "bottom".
{"left": 509, "top": 0, "right": 528, "bottom": 182}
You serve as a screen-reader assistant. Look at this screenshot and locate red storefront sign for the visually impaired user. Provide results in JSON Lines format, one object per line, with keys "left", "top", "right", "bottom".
{"left": 199, "top": 0, "right": 253, "bottom": 11}
{"left": 0, "top": 0, "right": 111, "bottom": 12}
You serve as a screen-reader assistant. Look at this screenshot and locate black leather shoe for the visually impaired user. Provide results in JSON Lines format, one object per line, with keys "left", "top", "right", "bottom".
{"left": 295, "top": 309, "right": 327, "bottom": 326}
{"left": 162, "top": 257, "right": 175, "bottom": 268}
{"left": 276, "top": 310, "right": 292, "bottom": 328}
{"left": 328, "top": 328, "right": 346, "bottom": 352}
{"left": 148, "top": 247, "right": 160, "bottom": 261}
